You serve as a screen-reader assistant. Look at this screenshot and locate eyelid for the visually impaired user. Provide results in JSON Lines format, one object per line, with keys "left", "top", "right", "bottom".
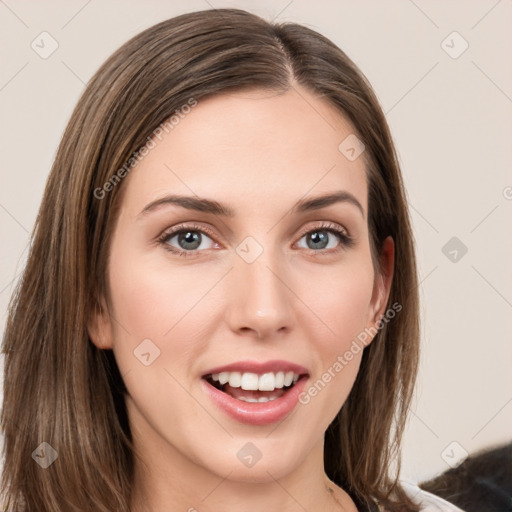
{"left": 160, "top": 222, "right": 217, "bottom": 240}
{"left": 295, "top": 221, "right": 350, "bottom": 240}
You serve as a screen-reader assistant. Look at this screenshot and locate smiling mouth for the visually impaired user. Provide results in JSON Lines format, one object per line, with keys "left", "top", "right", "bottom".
{"left": 203, "top": 371, "right": 307, "bottom": 403}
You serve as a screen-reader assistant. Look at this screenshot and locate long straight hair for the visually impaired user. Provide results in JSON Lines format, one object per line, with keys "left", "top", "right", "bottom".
{"left": 1, "top": 9, "right": 420, "bottom": 511}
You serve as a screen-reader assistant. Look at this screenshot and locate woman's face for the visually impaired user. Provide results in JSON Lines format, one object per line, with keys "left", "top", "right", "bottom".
{"left": 90, "top": 87, "right": 393, "bottom": 487}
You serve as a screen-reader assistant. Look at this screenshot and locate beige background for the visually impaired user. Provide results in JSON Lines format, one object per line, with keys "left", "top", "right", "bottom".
{"left": 1, "top": 0, "right": 511, "bottom": 484}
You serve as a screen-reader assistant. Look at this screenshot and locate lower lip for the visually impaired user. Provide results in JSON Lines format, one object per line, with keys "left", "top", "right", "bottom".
{"left": 201, "top": 377, "right": 308, "bottom": 426}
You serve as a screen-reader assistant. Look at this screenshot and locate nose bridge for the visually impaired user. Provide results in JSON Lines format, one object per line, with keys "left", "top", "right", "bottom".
{"left": 228, "top": 238, "right": 293, "bottom": 336}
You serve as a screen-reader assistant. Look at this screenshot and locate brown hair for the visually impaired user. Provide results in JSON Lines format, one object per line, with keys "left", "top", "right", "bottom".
{"left": 1, "top": 8, "right": 420, "bottom": 511}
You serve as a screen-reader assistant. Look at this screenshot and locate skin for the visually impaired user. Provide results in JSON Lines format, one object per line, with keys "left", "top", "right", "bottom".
{"left": 89, "top": 86, "right": 394, "bottom": 512}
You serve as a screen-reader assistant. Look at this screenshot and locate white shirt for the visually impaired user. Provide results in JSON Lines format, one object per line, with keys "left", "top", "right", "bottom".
{"left": 401, "top": 480, "right": 466, "bottom": 512}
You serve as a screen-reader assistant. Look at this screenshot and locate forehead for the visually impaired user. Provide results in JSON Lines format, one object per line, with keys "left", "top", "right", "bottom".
{"left": 120, "top": 87, "right": 368, "bottom": 217}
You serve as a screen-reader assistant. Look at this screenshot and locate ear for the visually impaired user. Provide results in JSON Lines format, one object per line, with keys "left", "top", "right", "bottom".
{"left": 367, "top": 236, "right": 395, "bottom": 333}
{"left": 87, "top": 295, "right": 114, "bottom": 349}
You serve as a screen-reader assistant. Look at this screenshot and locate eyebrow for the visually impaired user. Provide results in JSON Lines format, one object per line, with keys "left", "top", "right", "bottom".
{"left": 139, "top": 190, "right": 365, "bottom": 218}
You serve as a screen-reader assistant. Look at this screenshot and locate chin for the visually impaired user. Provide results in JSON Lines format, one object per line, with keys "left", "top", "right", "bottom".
{"left": 193, "top": 440, "right": 306, "bottom": 484}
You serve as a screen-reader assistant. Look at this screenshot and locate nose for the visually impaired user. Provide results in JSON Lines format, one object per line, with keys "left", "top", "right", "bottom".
{"left": 226, "top": 247, "right": 294, "bottom": 340}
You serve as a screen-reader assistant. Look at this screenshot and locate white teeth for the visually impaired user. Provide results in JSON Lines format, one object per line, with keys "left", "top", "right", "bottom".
{"left": 237, "top": 396, "right": 278, "bottom": 403}
{"left": 283, "top": 371, "right": 294, "bottom": 387}
{"left": 209, "top": 370, "right": 301, "bottom": 391}
{"left": 240, "top": 373, "right": 259, "bottom": 390}
{"left": 228, "top": 372, "right": 241, "bottom": 388}
{"left": 218, "top": 372, "right": 229, "bottom": 385}
{"left": 258, "top": 372, "right": 275, "bottom": 391}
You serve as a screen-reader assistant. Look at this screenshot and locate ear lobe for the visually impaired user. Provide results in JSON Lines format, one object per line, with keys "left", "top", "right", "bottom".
{"left": 87, "top": 296, "right": 114, "bottom": 349}
{"left": 369, "top": 236, "right": 395, "bottom": 327}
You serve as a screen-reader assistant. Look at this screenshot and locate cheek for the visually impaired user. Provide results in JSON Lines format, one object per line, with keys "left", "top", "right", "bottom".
{"left": 300, "top": 259, "right": 373, "bottom": 371}
{"left": 105, "top": 243, "right": 229, "bottom": 382}
{"left": 299, "top": 257, "right": 375, "bottom": 352}
{"left": 108, "top": 244, "right": 210, "bottom": 336}
{"left": 294, "top": 262, "right": 374, "bottom": 433}
{"left": 105, "top": 252, "right": 215, "bottom": 445}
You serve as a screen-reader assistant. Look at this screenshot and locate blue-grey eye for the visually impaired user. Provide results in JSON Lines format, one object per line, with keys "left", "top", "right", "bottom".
{"left": 297, "top": 229, "right": 342, "bottom": 251}
{"left": 165, "top": 230, "right": 215, "bottom": 252}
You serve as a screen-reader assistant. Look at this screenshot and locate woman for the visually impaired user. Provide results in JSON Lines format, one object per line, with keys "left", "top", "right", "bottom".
{"left": 0, "top": 8, "right": 465, "bottom": 512}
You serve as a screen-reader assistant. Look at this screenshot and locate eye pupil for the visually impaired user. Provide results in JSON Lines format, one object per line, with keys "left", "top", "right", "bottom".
{"left": 178, "top": 231, "right": 201, "bottom": 250}
{"left": 308, "top": 231, "right": 328, "bottom": 250}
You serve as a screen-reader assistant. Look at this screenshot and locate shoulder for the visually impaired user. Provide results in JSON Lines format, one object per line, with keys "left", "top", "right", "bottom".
{"left": 399, "top": 480, "right": 467, "bottom": 512}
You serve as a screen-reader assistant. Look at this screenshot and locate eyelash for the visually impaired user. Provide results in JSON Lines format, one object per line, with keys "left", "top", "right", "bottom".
{"left": 157, "top": 222, "right": 354, "bottom": 258}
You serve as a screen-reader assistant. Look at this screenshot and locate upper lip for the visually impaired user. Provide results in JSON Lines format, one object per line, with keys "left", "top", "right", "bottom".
{"left": 202, "top": 359, "right": 309, "bottom": 377}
